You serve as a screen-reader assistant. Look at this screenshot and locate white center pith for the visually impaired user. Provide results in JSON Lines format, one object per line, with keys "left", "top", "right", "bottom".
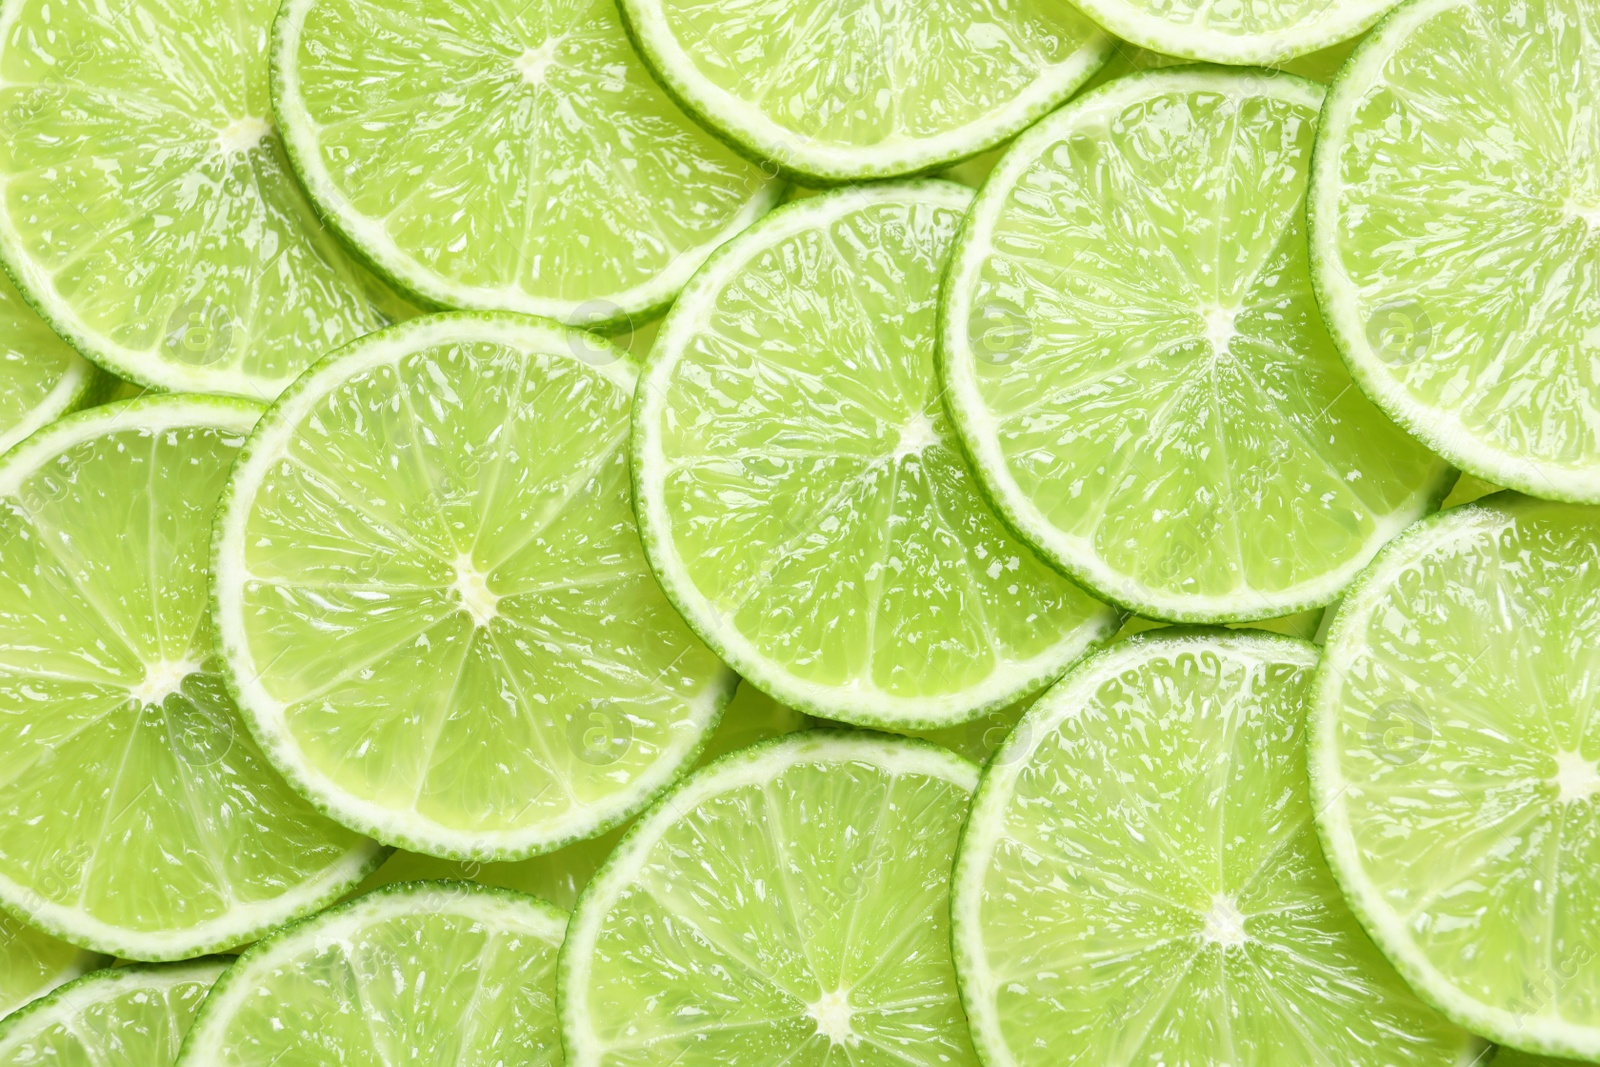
{"left": 130, "top": 657, "right": 203, "bottom": 707}
{"left": 1564, "top": 199, "right": 1600, "bottom": 232}
{"left": 806, "top": 987, "right": 858, "bottom": 1046}
{"left": 1551, "top": 750, "right": 1600, "bottom": 805}
{"left": 515, "top": 38, "right": 564, "bottom": 84}
{"left": 1201, "top": 305, "right": 1240, "bottom": 356}
{"left": 450, "top": 555, "right": 499, "bottom": 627}
{"left": 892, "top": 412, "right": 940, "bottom": 460}
{"left": 215, "top": 116, "right": 271, "bottom": 156}
{"left": 1200, "top": 893, "right": 1248, "bottom": 947}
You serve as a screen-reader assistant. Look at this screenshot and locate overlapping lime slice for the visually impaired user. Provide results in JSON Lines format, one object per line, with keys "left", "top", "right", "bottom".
{"left": 1067, "top": 0, "right": 1396, "bottom": 65}
{"left": 1312, "top": 494, "right": 1600, "bottom": 1059}
{"left": 0, "top": 398, "right": 383, "bottom": 961}
{"left": 0, "top": 271, "right": 100, "bottom": 457}
{"left": 1309, "top": 0, "right": 1600, "bottom": 503}
{"left": 0, "top": 916, "right": 103, "bottom": 1021}
{"left": 942, "top": 68, "right": 1452, "bottom": 624}
{"left": 952, "top": 630, "right": 1482, "bottom": 1065}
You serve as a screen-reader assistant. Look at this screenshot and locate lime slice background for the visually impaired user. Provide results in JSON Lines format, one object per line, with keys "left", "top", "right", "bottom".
{"left": 0, "top": 915, "right": 104, "bottom": 1021}
{"left": 952, "top": 630, "right": 1482, "bottom": 1066}
{"left": 179, "top": 883, "right": 563, "bottom": 1066}
{"left": 941, "top": 68, "right": 1453, "bottom": 624}
{"left": 1309, "top": 0, "right": 1600, "bottom": 504}
{"left": 1311, "top": 493, "right": 1600, "bottom": 1059}
{"left": 560, "top": 732, "right": 980, "bottom": 1066}
{"left": 0, "top": 270, "right": 101, "bottom": 457}
{"left": 1064, "top": 0, "right": 1398, "bottom": 65}
{"left": 0, "top": 0, "right": 408, "bottom": 399}
{"left": 618, "top": 0, "right": 1113, "bottom": 182}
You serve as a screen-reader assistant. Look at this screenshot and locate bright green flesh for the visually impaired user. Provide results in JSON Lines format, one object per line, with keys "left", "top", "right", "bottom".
{"left": 0, "top": 270, "right": 98, "bottom": 457}
{"left": 617, "top": 0, "right": 1111, "bottom": 182}
{"left": 272, "top": 0, "right": 780, "bottom": 325}
{"left": 214, "top": 313, "right": 732, "bottom": 861}
{"left": 635, "top": 183, "right": 1117, "bottom": 728}
{"left": 1310, "top": 0, "right": 1600, "bottom": 503}
{"left": 0, "top": 916, "right": 103, "bottom": 1021}
{"left": 0, "top": 960, "right": 226, "bottom": 1066}
{"left": 0, "top": 0, "right": 407, "bottom": 400}
{"left": 0, "top": 399, "right": 381, "bottom": 961}
{"left": 952, "top": 631, "right": 1480, "bottom": 1066}
{"left": 1067, "top": 0, "right": 1396, "bottom": 64}
{"left": 560, "top": 733, "right": 980, "bottom": 1066}
{"left": 1311, "top": 495, "right": 1600, "bottom": 1058}
{"left": 179, "top": 884, "right": 563, "bottom": 1067}
{"left": 942, "top": 69, "right": 1450, "bottom": 624}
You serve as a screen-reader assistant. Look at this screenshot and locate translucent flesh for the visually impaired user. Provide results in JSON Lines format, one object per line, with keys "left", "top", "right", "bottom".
{"left": 282, "top": 0, "right": 774, "bottom": 314}
{"left": 957, "top": 76, "right": 1444, "bottom": 615}
{"left": 0, "top": 0, "right": 400, "bottom": 398}
{"left": 232, "top": 334, "right": 726, "bottom": 848}
{"left": 1318, "top": 498, "right": 1600, "bottom": 1042}
{"left": 1322, "top": 0, "right": 1600, "bottom": 491}
{"left": 0, "top": 962, "right": 224, "bottom": 1066}
{"left": 0, "top": 915, "right": 101, "bottom": 1020}
{"left": 1082, "top": 0, "right": 1390, "bottom": 44}
{"left": 0, "top": 411, "right": 374, "bottom": 954}
{"left": 0, "top": 270, "right": 92, "bottom": 456}
{"left": 963, "top": 637, "right": 1473, "bottom": 1065}
{"left": 649, "top": 191, "right": 1113, "bottom": 709}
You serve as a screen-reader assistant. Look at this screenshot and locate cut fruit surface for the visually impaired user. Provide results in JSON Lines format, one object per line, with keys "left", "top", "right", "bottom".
{"left": 941, "top": 68, "right": 1452, "bottom": 624}
{"left": 0, "top": 271, "right": 100, "bottom": 457}
{"left": 271, "top": 0, "right": 781, "bottom": 328}
{"left": 634, "top": 182, "right": 1117, "bottom": 729}
{"left": 0, "top": 915, "right": 104, "bottom": 1021}
{"left": 1066, "top": 0, "right": 1397, "bottom": 64}
{"left": 616, "top": 0, "right": 1112, "bottom": 182}
{"left": 1311, "top": 494, "right": 1600, "bottom": 1059}
{"left": 214, "top": 312, "right": 734, "bottom": 861}
{"left": 0, "top": 0, "right": 408, "bottom": 399}
{"left": 0, "top": 959, "right": 227, "bottom": 1066}
{"left": 178, "top": 883, "right": 564, "bottom": 1066}
{"left": 952, "top": 630, "right": 1482, "bottom": 1066}
{"left": 1309, "top": 0, "right": 1600, "bottom": 503}
{"left": 0, "top": 398, "right": 383, "bottom": 961}
{"left": 559, "top": 731, "right": 980, "bottom": 1066}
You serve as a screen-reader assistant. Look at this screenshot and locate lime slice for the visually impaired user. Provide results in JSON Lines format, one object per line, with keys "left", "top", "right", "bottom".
{"left": 178, "top": 883, "right": 563, "bottom": 1066}
{"left": 0, "top": 0, "right": 408, "bottom": 400}
{"left": 559, "top": 732, "right": 980, "bottom": 1065}
{"left": 271, "top": 0, "right": 781, "bottom": 329}
{"left": 952, "top": 630, "right": 1483, "bottom": 1065}
{"left": 0, "top": 398, "right": 383, "bottom": 960}
{"left": 941, "top": 68, "right": 1452, "bottom": 624}
{"left": 0, "top": 271, "right": 101, "bottom": 457}
{"left": 1311, "top": 493, "right": 1600, "bottom": 1059}
{"left": 616, "top": 0, "right": 1112, "bottom": 183}
{"left": 1495, "top": 1052, "right": 1588, "bottom": 1067}
{"left": 0, "top": 916, "right": 104, "bottom": 1021}
{"left": 1309, "top": 0, "right": 1600, "bottom": 504}
{"left": 1067, "top": 0, "right": 1394, "bottom": 64}
{"left": 0, "top": 959, "right": 227, "bottom": 1065}
{"left": 214, "top": 312, "right": 734, "bottom": 861}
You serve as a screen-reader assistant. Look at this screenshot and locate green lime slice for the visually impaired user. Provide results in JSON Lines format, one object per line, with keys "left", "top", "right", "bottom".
{"left": 1311, "top": 493, "right": 1600, "bottom": 1059}
{"left": 0, "top": 959, "right": 227, "bottom": 1066}
{"left": 0, "top": 916, "right": 104, "bottom": 1021}
{"left": 178, "top": 883, "right": 563, "bottom": 1066}
{"left": 1494, "top": 1052, "right": 1589, "bottom": 1067}
{"left": 0, "top": 398, "right": 383, "bottom": 961}
{"left": 942, "top": 68, "right": 1452, "bottom": 625}
{"left": 952, "top": 630, "right": 1482, "bottom": 1065}
{"left": 271, "top": 0, "right": 781, "bottom": 329}
{"left": 0, "top": 271, "right": 101, "bottom": 457}
{"left": 559, "top": 732, "right": 980, "bottom": 1065}
{"left": 634, "top": 181, "right": 1117, "bottom": 729}
{"left": 1068, "top": 0, "right": 1395, "bottom": 64}
{"left": 0, "top": 0, "right": 408, "bottom": 400}
{"left": 616, "top": 0, "right": 1112, "bottom": 183}
{"left": 1310, "top": 0, "right": 1600, "bottom": 504}
{"left": 213, "top": 312, "right": 734, "bottom": 861}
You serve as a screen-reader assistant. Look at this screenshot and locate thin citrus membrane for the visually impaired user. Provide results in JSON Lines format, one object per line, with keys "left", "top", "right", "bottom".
{"left": 0, "top": 916, "right": 103, "bottom": 1021}
{"left": 1068, "top": 0, "right": 1400, "bottom": 65}
{"left": 0, "top": 271, "right": 100, "bottom": 457}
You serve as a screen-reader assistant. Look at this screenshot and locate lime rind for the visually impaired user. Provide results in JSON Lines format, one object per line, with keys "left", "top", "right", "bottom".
{"left": 0, "top": 914, "right": 106, "bottom": 1021}
{"left": 1069, "top": 0, "right": 1400, "bottom": 66}
{"left": 0, "top": 267, "right": 106, "bottom": 457}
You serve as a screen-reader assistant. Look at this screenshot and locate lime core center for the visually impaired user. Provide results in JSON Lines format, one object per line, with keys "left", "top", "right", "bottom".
{"left": 1551, "top": 750, "right": 1600, "bottom": 805}
{"left": 806, "top": 987, "right": 858, "bottom": 1046}
{"left": 515, "top": 39, "right": 564, "bottom": 85}
{"left": 450, "top": 554, "right": 499, "bottom": 627}
{"left": 1201, "top": 893, "right": 1248, "bottom": 947}
{"left": 215, "top": 116, "right": 272, "bottom": 156}
{"left": 1200, "top": 305, "right": 1240, "bottom": 356}
{"left": 893, "top": 412, "right": 940, "bottom": 460}
{"left": 131, "top": 657, "right": 204, "bottom": 707}
{"left": 1564, "top": 199, "right": 1600, "bottom": 231}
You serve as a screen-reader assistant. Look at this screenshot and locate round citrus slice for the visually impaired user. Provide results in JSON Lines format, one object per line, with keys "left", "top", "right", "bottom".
{"left": 560, "top": 732, "right": 981, "bottom": 1065}
{"left": 271, "top": 0, "right": 781, "bottom": 329}
{"left": 0, "top": 959, "right": 228, "bottom": 1065}
{"left": 178, "top": 883, "right": 563, "bottom": 1066}
{"left": 1309, "top": 0, "right": 1600, "bottom": 504}
{"left": 0, "top": 916, "right": 104, "bottom": 1021}
{"left": 634, "top": 181, "right": 1117, "bottom": 729}
{"left": 1067, "top": 0, "right": 1397, "bottom": 64}
{"left": 0, "top": 397, "right": 383, "bottom": 961}
{"left": 941, "top": 68, "right": 1453, "bottom": 624}
{"left": 0, "top": 271, "right": 101, "bottom": 457}
{"left": 1311, "top": 493, "right": 1600, "bottom": 1059}
{"left": 952, "top": 629, "right": 1483, "bottom": 1065}
{"left": 616, "top": 0, "right": 1112, "bottom": 183}
{"left": 0, "top": 0, "right": 408, "bottom": 400}
{"left": 213, "top": 312, "right": 734, "bottom": 861}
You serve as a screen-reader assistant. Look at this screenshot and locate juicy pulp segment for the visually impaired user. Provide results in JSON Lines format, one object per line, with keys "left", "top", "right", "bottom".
{"left": 1068, "top": 0, "right": 1397, "bottom": 64}
{"left": 0, "top": 270, "right": 97, "bottom": 457}
{"left": 0, "top": 915, "right": 102, "bottom": 1020}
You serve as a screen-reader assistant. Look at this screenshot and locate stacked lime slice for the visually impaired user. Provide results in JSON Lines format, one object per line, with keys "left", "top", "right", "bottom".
{"left": 617, "top": 0, "right": 1112, "bottom": 182}
{"left": 0, "top": 0, "right": 406, "bottom": 399}
{"left": 1068, "top": 0, "right": 1398, "bottom": 65}
{"left": 0, "top": 398, "right": 383, "bottom": 961}
{"left": 1312, "top": 494, "right": 1600, "bottom": 1059}
{"left": 633, "top": 182, "right": 1117, "bottom": 729}
{"left": 0, "top": 916, "right": 103, "bottom": 1021}
{"left": 942, "top": 68, "right": 1452, "bottom": 624}
{"left": 560, "top": 732, "right": 980, "bottom": 1065}
{"left": 179, "top": 883, "right": 564, "bottom": 1065}
{"left": 953, "top": 630, "right": 1481, "bottom": 1064}
{"left": 213, "top": 313, "right": 734, "bottom": 861}
{"left": 0, "top": 272, "right": 100, "bottom": 457}
{"left": 1310, "top": 0, "right": 1600, "bottom": 503}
